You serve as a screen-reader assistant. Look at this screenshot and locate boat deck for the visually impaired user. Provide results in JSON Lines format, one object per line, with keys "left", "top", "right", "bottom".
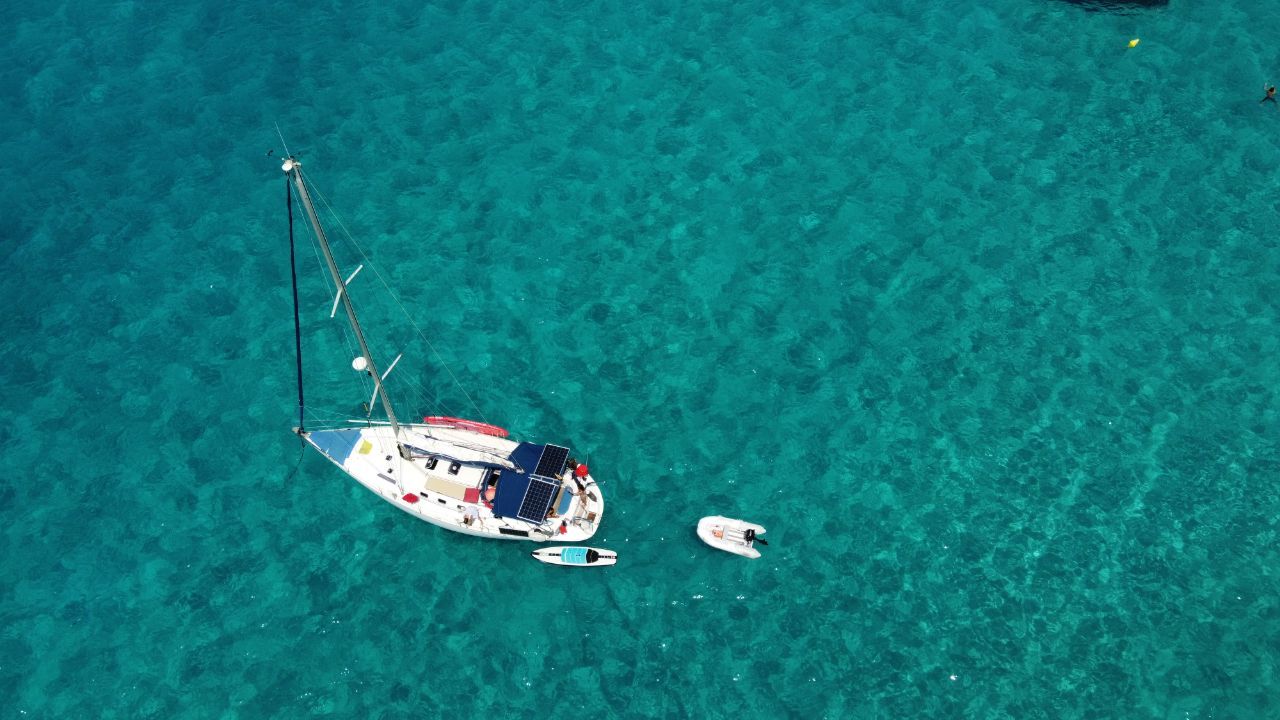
{"left": 305, "top": 422, "right": 603, "bottom": 542}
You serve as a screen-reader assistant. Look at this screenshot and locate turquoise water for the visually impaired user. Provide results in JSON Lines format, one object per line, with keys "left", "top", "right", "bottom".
{"left": 3, "top": 0, "right": 1280, "bottom": 716}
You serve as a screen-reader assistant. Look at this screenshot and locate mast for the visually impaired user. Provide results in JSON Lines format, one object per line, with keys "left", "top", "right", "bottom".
{"left": 283, "top": 157, "right": 404, "bottom": 443}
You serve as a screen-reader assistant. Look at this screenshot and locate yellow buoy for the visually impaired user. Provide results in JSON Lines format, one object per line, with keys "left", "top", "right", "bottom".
{"left": 1128, "top": 38, "right": 1140, "bottom": 48}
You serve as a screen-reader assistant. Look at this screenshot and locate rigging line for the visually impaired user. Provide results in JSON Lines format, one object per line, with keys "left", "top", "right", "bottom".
{"left": 301, "top": 414, "right": 345, "bottom": 429}
{"left": 314, "top": 184, "right": 489, "bottom": 425}
{"left": 393, "top": 370, "right": 460, "bottom": 417}
{"left": 293, "top": 165, "right": 406, "bottom": 442}
{"left": 301, "top": 410, "right": 367, "bottom": 431}
{"left": 287, "top": 175, "right": 306, "bottom": 436}
{"left": 282, "top": 444, "right": 307, "bottom": 485}
{"left": 299, "top": 179, "right": 418, "bottom": 423}
{"left": 302, "top": 403, "right": 357, "bottom": 421}
{"left": 304, "top": 402, "right": 354, "bottom": 418}
{"left": 301, "top": 202, "right": 374, "bottom": 409}
{"left": 274, "top": 123, "right": 292, "bottom": 159}
{"left": 305, "top": 179, "right": 490, "bottom": 424}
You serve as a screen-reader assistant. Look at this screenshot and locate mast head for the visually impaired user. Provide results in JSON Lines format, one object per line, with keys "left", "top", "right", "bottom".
{"left": 282, "top": 157, "right": 298, "bottom": 173}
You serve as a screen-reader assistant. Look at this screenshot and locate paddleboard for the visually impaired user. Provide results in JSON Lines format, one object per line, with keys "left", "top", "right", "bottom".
{"left": 531, "top": 546, "right": 617, "bottom": 567}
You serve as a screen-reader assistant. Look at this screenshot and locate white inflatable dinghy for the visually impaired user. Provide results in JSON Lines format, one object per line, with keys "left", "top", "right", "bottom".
{"left": 531, "top": 546, "right": 617, "bottom": 567}
{"left": 697, "top": 516, "right": 767, "bottom": 559}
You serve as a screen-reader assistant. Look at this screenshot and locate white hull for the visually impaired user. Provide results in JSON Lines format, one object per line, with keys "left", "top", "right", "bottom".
{"left": 697, "top": 516, "right": 765, "bottom": 559}
{"left": 303, "top": 421, "right": 604, "bottom": 542}
{"left": 531, "top": 547, "right": 617, "bottom": 567}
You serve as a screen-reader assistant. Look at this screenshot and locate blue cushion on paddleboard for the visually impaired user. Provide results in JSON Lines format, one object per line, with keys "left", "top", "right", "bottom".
{"left": 560, "top": 547, "right": 588, "bottom": 564}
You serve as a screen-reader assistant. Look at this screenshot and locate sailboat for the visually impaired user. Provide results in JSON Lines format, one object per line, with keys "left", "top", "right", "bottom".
{"left": 280, "top": 156, "right": 604, "bottom": 542}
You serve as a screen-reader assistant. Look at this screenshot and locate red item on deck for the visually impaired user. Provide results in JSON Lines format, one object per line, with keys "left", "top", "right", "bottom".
{"left": 463, "top": 488, "right": 480, "bottom": 503}
{"left": 574, "top": 464, "right": 589, "bottom": 478}
{"left": 403, "top": 493, "right": 419, "bottom": 504}
{"left": 421, "top": 416, "right": 510, "bottom": 438}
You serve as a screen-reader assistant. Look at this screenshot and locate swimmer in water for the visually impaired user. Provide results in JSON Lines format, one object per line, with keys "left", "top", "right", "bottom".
{"left": 1261, "top": 85, "right": 1277, "bottom": 105}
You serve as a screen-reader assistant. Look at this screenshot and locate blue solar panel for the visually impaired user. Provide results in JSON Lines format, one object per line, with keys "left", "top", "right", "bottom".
{"left": 534, "top": 444, "right": 569, "bottom": 478}
{"left": 516, "top": 476, "right": 559, "bottom": 523}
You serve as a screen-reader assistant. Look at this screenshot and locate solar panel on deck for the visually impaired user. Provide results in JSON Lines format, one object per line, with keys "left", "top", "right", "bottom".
{"left": 534, "top": 444, "right": 569, "bottom": 478}
{"left": 516, "top": 476, "right": 559, "bottom": 523}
